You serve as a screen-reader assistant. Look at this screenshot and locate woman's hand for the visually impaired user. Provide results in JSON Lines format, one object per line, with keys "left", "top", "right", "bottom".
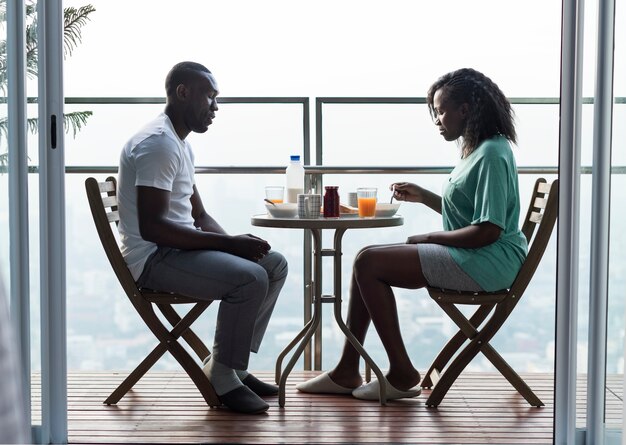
{"left": 406, "top": 234, "right": 430, "bottom": 244}
{"left": 391, "top": 182, "right": 424, "bottom": 203}
{"left": 391, "top": 182, "right": 442, "bottom": 214}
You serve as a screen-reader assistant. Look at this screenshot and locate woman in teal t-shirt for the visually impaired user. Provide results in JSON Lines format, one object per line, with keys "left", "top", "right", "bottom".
{"left": 296, "top": 68, "right": 526, "bottom": 402}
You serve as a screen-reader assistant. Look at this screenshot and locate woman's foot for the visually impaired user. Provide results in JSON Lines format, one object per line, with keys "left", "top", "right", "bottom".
{"left": 295, "top": 371, "right": 354, "bottom": 394}
{"left": 296, "top": 367, "right": 363, "bottom": 395}
{"left": 328, "top": 368, "right": 363, "bottom": 389}
{"left": 385, "top": 368, "right": 421, "bottom": 392}
{"left": 352, "top": 377, "right": 421, "bottom": 401}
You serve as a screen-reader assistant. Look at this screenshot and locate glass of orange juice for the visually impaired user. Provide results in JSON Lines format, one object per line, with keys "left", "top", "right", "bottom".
{"left": 357, "top": 187, "right": 377, "bottom": 218}
{"left": 265, "top": 186, "right": 284, "bottom": 203}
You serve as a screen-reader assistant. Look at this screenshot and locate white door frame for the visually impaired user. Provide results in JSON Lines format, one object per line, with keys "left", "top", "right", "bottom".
{"left": 37, "top": 0, "right": 68, "bottom": 443}
{"left": 7, "top": 0, "right": 32, "bottom": 437}
{"left": 555, "top": 0, "right": 585, "bottom": 440}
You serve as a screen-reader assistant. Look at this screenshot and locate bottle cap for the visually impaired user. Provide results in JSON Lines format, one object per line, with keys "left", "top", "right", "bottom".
{"left": 290, "top": 155, "right": 300, "bottom": 161}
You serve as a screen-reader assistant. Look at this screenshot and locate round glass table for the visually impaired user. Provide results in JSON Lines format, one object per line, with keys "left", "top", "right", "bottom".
{"left": 251, "top": 213, "right": 404, "bottom": 406}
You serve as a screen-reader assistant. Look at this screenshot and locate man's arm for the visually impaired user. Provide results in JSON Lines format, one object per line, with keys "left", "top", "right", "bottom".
{"left": 190, "top": 185, "right": 227, "bottom": 234}
{"left": 137, "top": 185, "right": 228, "bottom": 249}
{"left": 136, "top": 185, "right": 270, "bottom": 260}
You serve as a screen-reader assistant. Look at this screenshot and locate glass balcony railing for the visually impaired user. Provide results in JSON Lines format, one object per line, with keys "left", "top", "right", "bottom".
{"left": 1, "top": 96, "right": 624, "bottom": 379}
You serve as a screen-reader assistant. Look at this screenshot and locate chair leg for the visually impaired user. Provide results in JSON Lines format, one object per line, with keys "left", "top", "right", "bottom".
{"left": 426, "top": 302, "right": 542, "bottom": 407}
{"left": 425, "top": 331, "right": 486, "bottom": 407}
{"left": 422, "top": 304, "right": 494, "bottom": 388}
{"left": 104, "top": 342, "right": 167, "bottom": 405}
{"left": 480, "top": 343, "right": 544, "bottom": 407}
{"left": 164, "top": 332, "right": 220, "bottom": 407}
{"left": 158, "top": 302, "right": 212, "bottom": 362}
{"left": 129, "top": 301, "right": 220, "bottom": 407}
{"left": 105, "top": 327, "right": 220, "bottom": 407}
{"left": 426, "top": 303, "right": 497, "bottom": 406}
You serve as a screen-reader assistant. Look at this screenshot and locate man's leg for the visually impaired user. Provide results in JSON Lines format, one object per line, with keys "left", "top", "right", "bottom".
{"left": 230, "top": 250, "right": 287, "bottom": 397}
{"left": 137, "top": 247, "right": 277, "bottom": 413}
{"left": 249, "top": 250, "right": 288, "bottom": 352}
{"left": 138, "top": 247, "right": 273, "bottom": 368}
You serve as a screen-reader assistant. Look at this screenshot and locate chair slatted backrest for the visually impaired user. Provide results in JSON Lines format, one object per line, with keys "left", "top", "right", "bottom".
{"left": 85, "top": 176, "right": 143, "bottom": 307}
{"left": 509, "top": 178, "right": 559, "bottom": 300}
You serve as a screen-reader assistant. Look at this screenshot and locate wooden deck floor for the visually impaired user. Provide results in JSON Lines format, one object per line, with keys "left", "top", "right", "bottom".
{"left": 31, "top": 371, "right": 623, "bottom": 444}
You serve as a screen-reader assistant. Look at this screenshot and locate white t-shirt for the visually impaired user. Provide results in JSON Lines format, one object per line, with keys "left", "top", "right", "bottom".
{"left": 118, "top": 113, "right": 196, "bottom": 280}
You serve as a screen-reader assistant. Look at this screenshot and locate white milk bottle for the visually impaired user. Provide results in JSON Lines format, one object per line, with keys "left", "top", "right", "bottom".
{"left": 285, "top": 155, "right": 304, "bottom": 203}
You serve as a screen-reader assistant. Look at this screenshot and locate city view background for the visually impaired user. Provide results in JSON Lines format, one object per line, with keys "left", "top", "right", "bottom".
{"left": 1, "top": 0, "right": 625, "bottom": 382}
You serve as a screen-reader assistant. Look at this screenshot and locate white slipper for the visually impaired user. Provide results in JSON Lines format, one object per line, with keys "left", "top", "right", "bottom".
{"left": 295, "top": 372, "right": 354, "bottom": 395}
{"left": 351, "top": 378, "right": 421, "bottom": 401}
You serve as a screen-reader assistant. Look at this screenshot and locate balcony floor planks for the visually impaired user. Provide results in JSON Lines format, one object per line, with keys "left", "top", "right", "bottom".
{"left": 29, "top": 371, "right": 622, "bottom": 444}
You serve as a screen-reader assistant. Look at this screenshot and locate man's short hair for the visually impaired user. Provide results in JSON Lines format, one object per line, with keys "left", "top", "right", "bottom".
{"left": 165, "top": 61, "right": 211, "bottom": 97}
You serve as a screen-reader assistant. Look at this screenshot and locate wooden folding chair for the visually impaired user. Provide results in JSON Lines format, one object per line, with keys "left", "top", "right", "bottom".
{"left": 421, "top": 178, "right": 558, "bottom": 407}
{"left": 85, "top": 176, "right": 220, "bottom": 407}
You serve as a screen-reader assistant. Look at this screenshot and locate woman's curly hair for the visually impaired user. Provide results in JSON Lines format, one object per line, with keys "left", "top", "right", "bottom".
{"left": 426, "top": 68, "right": 517, "bottom": 158}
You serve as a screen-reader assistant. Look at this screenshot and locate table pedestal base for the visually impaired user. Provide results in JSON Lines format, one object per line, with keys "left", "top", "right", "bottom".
{"left": 274, "top": 227, "right": 388, "bottom": 406}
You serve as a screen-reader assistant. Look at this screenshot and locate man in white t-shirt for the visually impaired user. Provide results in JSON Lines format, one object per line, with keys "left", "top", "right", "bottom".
{"left": 118, "top": 61, "right": 288, "bottom": 414}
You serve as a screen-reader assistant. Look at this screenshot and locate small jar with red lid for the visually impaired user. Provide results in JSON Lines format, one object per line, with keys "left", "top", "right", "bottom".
{"left": 323, "top": 186, "right": 340, "bottom": 218}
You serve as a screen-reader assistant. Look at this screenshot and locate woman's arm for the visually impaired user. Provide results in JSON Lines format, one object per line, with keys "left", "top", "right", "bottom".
{"left": 391, "top": 182, "right": 442, "bottom": 214}
{"left": 407, "top": 221, "right": 501, "bottom": 248}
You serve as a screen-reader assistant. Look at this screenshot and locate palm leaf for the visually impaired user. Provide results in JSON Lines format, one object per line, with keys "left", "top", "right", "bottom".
{"left": 0, "top": 116, "right": 37, "bottom": 170}
{"left": 0, "top": 116, "right": 38, "bottom": 148}
{"left": 63, "top": 5, "right": 96, "bottom": 58}
{"left": 63, "top": 111, "right": 92, "bottom": 137}
{"left": 0, "top": 2, "right": 95, "bottom": 170}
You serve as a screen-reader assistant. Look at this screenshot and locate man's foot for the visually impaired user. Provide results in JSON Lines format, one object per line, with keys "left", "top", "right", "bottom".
{"left": 241, "top": 374, "right": 279, "bottom": 396}
{"left": 219, "top": 386, "right": 270, "bottom": 414}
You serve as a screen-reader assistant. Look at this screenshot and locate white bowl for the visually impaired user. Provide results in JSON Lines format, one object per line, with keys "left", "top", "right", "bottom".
{"left": 265, "top": 203, "right": 298, "bottom": 218}
{"left": 375, "top": 203, "right": 401, "bottom": 217}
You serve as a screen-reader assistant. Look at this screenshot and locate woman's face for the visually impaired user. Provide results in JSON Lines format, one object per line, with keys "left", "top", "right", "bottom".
{"left": 432, "top": 89, "right": 468, "bottom": 142}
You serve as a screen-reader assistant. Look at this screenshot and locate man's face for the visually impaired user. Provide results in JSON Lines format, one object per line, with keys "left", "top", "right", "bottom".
{"left": 184, "top": 72, "right": 219, "bottom": 134}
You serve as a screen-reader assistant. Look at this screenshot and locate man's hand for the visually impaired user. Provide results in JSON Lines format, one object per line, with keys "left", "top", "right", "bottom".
{"left": 228, "top": 234, "right": 271, "bottom": 262}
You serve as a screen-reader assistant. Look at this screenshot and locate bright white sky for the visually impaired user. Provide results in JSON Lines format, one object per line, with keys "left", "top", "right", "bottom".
{"left": 62, "top": 0, "right": 579, "bottom": 98}
{"left": 55, "top": 0, "right": 625, "bottom": 169}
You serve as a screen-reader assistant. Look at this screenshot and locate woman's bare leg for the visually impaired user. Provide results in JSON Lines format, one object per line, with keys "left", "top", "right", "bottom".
{"left": 328, "top": 269, "right": 373, "bottom": 388}
{"left": 329, "top": 243, "right": 428, "bottom": 390}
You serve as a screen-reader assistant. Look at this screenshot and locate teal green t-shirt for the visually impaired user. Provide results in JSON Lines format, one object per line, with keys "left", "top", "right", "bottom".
{"left": 443, "top": 136, "right": 527, "bottom": 291}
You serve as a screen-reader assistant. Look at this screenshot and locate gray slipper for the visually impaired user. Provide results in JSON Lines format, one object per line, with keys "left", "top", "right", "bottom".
{"left": 219, "top": 385, "right": 270, "bottom": 414}
{"left": 352, "top": 378, "right": 421, "bottom": 401}
{"left": 241, "top": 374, "right": 279, "bottom": 396}
{"left": 295, "top": 372, "right": 354, "bottom": 395}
